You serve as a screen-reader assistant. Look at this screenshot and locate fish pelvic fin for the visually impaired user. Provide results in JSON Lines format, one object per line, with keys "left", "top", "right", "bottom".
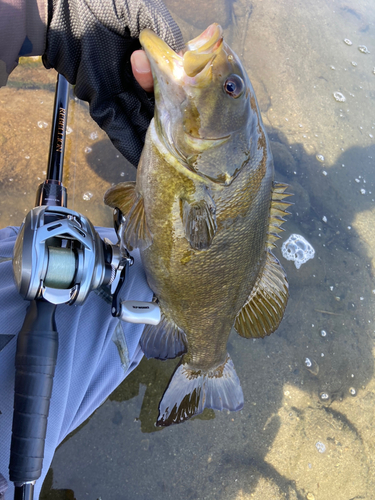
{"left": 267, "top": 181, "right": 293, "bottom": 250}
{"left": 104, "top": 182, "right": 152, "bottom": 251}
{"left": 235, "top": 250, "right": 289, "bottom": 339}
{"left": 140, "top": 305, "right": 188, "bottom": 360}
{"left": 157, "top": 354, "right": 244, "bottom": 427}
{"left": 182, "top": 192, "right": 217, "bottom": 251}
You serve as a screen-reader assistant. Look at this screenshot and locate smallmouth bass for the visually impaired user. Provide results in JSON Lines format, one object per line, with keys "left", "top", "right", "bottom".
{"left": 105, "top": 23, "right": 291, "bottom": 426}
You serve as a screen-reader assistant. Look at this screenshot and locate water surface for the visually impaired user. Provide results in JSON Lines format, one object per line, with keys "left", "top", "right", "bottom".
{"left": 1, "top": 0, "right": 375, "bottom": 499}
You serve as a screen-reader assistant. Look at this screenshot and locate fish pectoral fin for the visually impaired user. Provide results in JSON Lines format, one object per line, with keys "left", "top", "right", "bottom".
{"left": 104, "top": 181, "right": 137, "bottom": 215}
{"left": 157, "top": 354, "right": 243, "bottom": 427}
{"left": 235, "top": 250, "right": 289, "bottom": 339}
{"left": 140, "top": 306, "right": 187, "bottom": 360}
{"left": 104, "top": 182, "right": 152, "bottom": 251}
{"left": 182, "top": 194, "right": 217, "bottom": 250}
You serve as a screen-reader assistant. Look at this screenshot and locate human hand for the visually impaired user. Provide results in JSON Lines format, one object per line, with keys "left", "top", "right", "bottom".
{"left": 131, "top": 50, "right": 154, "bottom": 94}
{"left": 43, "top": 0, "right": 183, "bottom": 167}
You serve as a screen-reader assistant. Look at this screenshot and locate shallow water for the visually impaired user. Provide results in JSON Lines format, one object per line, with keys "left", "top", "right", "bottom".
{"left": 1, "top": 0, "right": 375, "bottom": 499}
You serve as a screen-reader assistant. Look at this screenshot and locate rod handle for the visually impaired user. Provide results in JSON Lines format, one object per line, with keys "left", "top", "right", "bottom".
{"left": 9, "top": 300, "right": 58, "bottom": 484}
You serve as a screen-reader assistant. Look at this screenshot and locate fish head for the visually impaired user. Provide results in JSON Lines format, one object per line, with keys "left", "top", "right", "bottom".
{"left": 140, "top": 24, "right": 262, "bottom": 185}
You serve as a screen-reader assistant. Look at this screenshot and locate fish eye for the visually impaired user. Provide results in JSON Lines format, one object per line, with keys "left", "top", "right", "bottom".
{"left": 224, "top": 75, "right": 245, "bottom": 98}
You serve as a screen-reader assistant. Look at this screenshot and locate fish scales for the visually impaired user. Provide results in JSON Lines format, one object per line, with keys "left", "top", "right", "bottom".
{"left": 105, "top": 23, "right": 291, "bottom": 426}
{"left": 140, "top": 128, "right": 270, "bottom": 361}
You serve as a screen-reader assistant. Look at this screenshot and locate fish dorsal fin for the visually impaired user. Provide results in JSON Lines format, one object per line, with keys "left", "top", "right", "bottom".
{"left": 140, "top": 306, "right": 188, "bottom": 360}
{"left": 267, "top": 182, "right": 293, "bottom": 249}
{"left": 104, "top": 182, "right": 152, "bottom": 251}
{"left": 235, "top": 251, "right": 289, "bottom": 338}
{"left": 182, "top": 191, "right": 217, "bottom": 250}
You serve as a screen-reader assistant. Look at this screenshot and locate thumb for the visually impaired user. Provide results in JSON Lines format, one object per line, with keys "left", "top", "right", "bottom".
{"left": 131, "top": 50, "right": 154, "bottom": 93}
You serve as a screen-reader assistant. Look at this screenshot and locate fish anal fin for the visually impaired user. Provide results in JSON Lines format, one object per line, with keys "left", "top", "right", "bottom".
{"left": 182, "top": 193, "right": 217, "bottom": 251}
{"left": 104, "top": 182, "right": 152, "bottom": 251}
{"left": 235, "top": 251, "right": 289, "bottom": 339}
{"left": 157, "top": 354, "right": 243, "bottom": 426}
{"left": 140, "top": 307, "right": 187, "bottom": 360}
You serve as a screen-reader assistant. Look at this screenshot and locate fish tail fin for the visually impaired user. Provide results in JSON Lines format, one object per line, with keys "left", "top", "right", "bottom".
{"left": 157, "top": 354, "right": 243, "bottom": 427}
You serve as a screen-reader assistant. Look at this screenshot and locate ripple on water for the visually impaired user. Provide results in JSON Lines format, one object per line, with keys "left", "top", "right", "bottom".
{"left": 333, "top": 92, "right": 346, "bottom": 102}
{"left": 315, "top": 441, "right": 326, "bottom": 453}
{"left": 304, "top": 357, "right": 319, "bottom": 376}
{"left": 319, "top": 392, "right": 330, "bottom": 401}
{"left": 358, "top": 45, "right": 370, "bottom": 54}
{"left": 282, "top": 234, "right": 315, "bottom": 269}
{"left": 82, "top": 191, "right": 93, "bottom": 201}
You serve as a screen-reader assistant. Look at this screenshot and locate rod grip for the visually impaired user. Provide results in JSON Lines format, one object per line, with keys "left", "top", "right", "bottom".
{"left": 9, "top": 300, "right": 58, "bottom": 484}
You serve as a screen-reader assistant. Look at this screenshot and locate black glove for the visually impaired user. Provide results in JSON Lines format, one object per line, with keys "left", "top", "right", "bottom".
{"left": 43, "top": 0, "right": 184, "bottom": 167}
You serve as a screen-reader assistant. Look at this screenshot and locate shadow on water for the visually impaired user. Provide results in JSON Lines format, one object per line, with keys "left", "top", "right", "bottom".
{"left": 40, "top": 131, "right": 375, "bottom": 499}
{"left": 83, "top": 139, "right": 136, "bottom": 185}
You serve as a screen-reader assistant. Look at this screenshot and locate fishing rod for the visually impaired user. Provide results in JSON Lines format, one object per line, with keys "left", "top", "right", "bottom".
{"left": 9, "top": 74, "right": 159, "bottom": 500}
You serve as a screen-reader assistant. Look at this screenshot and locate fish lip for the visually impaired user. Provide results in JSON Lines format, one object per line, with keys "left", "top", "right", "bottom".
{"left": 139, "top": 29, "right": 184, "bottom": 82}
{"left": 185, "top": 23, "right": 222, "bottom": 52}
{"left": 139, "top": 23, "right": 223, "bottom": 83}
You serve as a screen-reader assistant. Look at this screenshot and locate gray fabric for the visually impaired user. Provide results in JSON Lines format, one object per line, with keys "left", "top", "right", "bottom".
{"left": 0, "top": 472, "right": 7, "bottom": 497}
{"left": 43, "top": 0, "right": 184, "bottom": 166}
{"left": 0, "top": 226, "right": 153, "bottom": 499}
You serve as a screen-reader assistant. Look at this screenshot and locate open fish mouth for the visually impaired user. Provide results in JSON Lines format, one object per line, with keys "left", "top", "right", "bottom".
{"left": 140, "top": 24, "right": 229, "bottom": 158}
{"left": 139, "top": 23, "right": 224, "bottom": 84}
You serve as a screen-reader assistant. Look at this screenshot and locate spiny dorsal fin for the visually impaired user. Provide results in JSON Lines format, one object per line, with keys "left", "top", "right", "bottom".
{"left": 234, "top": 251, "right": 289, "bottom": 339}
{"left": 104, "top": 182, "right": 152, "bottom": 251}
{"left": 267, "top": 181, "right": 293, "bottom": 249}
{"left": 140, "top": 306, "right": 188, "bottom": 360}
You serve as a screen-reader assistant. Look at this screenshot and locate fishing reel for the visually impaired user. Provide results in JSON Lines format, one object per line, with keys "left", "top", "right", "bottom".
{"left": 12, "top": 204, "right": 159, "bottom": 324}
{"left": 8, "top": 74, "right": 159, "bottom": 500}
